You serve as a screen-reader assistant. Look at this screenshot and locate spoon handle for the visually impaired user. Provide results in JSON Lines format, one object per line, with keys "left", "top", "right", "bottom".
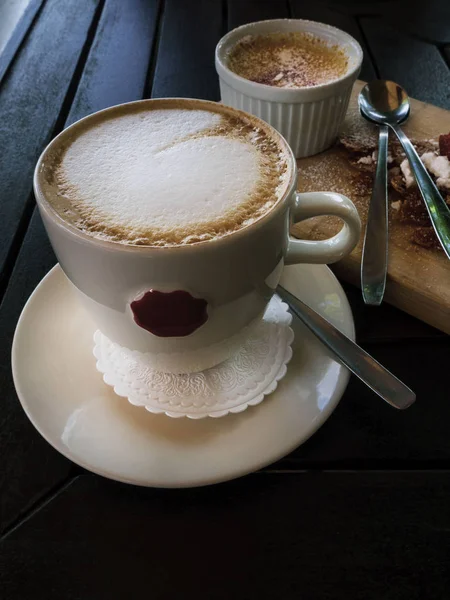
{"left": 389, "top": 124, "right": 450, "bottom": 259}
{"left": 277, "top": 285, "right": 416, "bottom": 410}
{"left": 361, "top": 124, "right": 389, "bottom": 305}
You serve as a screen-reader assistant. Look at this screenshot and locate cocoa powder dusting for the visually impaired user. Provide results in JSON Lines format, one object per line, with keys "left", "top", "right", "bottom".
{"left": 226, "top": 32, "right": 349, "bottom": 88}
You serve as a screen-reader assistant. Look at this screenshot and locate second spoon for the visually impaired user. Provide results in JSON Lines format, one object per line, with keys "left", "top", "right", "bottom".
{"left": 359, "top": 80, "right": 450, "bottom": 259}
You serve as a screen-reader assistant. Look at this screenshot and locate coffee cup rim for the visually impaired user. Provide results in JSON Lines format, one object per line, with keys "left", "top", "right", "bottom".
{"left": 215, "top": 18, "right": 364, "bottom": 102}
{"left": 34, "top": 97, "right": 297, "bottom": 254}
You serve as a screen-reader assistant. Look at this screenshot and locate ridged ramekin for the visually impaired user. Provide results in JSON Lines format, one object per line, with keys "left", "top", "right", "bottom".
{"left": 215, "top": 19, "right": 363, "bottom": 158}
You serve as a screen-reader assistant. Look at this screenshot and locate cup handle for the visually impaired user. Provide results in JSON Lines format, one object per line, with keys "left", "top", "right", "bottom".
{"left": 285, "top": 192, "right": 361, "bottom": 265}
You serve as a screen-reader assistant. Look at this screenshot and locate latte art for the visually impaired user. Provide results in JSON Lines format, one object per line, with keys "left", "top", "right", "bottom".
{"left": 39, "top": 100, "right": 290, "bottom": 246}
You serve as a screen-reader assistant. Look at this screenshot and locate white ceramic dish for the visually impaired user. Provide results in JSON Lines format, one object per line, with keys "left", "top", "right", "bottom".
{"left": 216, "top": 19, "right": 363, "bottom": 157}
{"left": 12, "top": 263, "right": 354, "bottom": 487}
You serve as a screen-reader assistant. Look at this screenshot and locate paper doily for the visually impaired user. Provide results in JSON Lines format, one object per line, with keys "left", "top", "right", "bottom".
{"left": 93, "top": 296, "right": 294, "bottom": 419}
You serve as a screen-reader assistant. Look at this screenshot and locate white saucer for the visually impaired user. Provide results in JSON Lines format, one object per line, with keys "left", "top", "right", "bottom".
{"left": 12, "top": 264, "right": 354, "bottom": 488}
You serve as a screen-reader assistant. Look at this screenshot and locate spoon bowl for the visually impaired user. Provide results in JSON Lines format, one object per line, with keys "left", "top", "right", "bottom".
{"left": 359, "top": 80, "right": 410, "bottom": 125}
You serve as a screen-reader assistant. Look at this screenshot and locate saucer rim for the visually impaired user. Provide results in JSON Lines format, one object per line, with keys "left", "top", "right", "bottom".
{"left": 12, "top": 264, "right": 354, "bottom": 488}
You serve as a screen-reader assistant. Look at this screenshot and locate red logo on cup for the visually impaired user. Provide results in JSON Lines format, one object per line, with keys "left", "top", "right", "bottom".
{"left": 130, "top": 290, "right": 208, "bottom": 337}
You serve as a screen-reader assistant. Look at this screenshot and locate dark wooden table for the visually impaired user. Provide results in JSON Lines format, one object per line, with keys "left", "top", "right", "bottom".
{"left": 1, "top": 1, "right": 450, "bottom": 597}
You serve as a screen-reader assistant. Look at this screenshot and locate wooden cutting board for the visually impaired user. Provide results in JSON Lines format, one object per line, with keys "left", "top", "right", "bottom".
{"left": 293, "top": 80, "right": 450, "bottom": 334}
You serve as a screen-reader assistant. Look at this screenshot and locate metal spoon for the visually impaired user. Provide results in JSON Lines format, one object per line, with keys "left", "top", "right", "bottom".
{"left": 277, "top": 285, "right": 416, "bottom": 410}
{"left": 359, "top": 84, "right": 389, "bottom": 305}
{"left": 359, "top": 80, "right": 450, "bottom": 259}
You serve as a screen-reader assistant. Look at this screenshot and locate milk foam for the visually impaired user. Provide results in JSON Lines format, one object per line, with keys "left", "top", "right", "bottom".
{"left": 45, "top": 102, "right": 290, "bottom": 245}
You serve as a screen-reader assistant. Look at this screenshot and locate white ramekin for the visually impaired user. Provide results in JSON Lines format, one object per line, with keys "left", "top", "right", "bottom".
{"left": 215, "top": 19, "right": 363, "bottom": 158}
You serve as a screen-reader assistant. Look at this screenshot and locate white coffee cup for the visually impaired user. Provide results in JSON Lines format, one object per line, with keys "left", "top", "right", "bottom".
{"left": 34, "top": 98, "right": 360, "bottom": 373}
{"left": 215, "top": 19, "right": 363, "bottom": 158}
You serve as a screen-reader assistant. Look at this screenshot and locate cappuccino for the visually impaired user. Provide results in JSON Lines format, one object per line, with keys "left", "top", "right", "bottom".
{"left": 226, "top": 32, "right": 349, "bottom": 88}
{"left": 38, "top": 100, "right": 291, "bottom": 246}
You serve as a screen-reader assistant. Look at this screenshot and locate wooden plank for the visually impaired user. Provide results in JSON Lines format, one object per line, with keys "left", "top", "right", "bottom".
{"left": 290, "top": 0, "right": 377, "bottom": 81}
{"left": 0, "top": 212, "right": 71, "bottom": 534}
{"left": 294, "top": 81, "right": 450, "bottom": 335}
{"left": 386, "top": 17, "right": 450, "bottom": 46}
{"left": 284, "top": 336, "right": 450, "bottom": 466}
{"left": 0, "top": 0, "right": 44, "bottom": 84}
{"left": 339, "top": 281, "right": 445, "bottom": 342}
{"left": 150, "top": 0, "right": 223, "bottom": 100}
{"left": 1, "top": 473, "right": 450, "bottom": 597}
{"left": 67, "top": 0, "right": 160, "bottom": 125}
{"left": 324, "top": 0, "right": 403, "bottom": 16}
{"left": 360, "top": 17, "right": 450, "bottom": 109}
{"left": 0, "top": 0, "right": 101, "bottom": 289}
{"left": 228, "top": 0, "right": 290, "bottom": 29}
{"left": 328, "top": 0, "right": 450, "bottom": 46}
{"left": 382, "top": 0, "right": 450, "bottom": 45}
{"left": 0, "top": 0, "right": 161, "bottom": 534}
{"left": 445, "top": 45, "right": 450, "bottom": 69}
